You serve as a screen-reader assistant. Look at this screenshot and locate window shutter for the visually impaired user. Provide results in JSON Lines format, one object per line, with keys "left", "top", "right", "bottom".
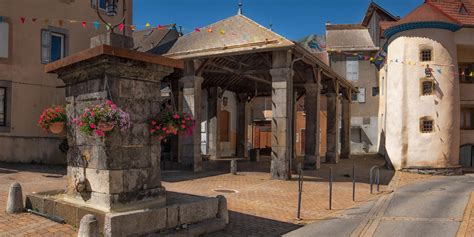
{"left": 41, "top": 29, "right": 51, "bottom": 64}
{"left": 91, "top": 0, "right": 97, "bottom": 8}
{"left": 358, "top": 87, "right": 366, "bottom": 103}
{"left": 346, "top": 60, "right": 359, "bottom": 82}
{"left": 0, "top": 22, "right": 8, "bottom": 58}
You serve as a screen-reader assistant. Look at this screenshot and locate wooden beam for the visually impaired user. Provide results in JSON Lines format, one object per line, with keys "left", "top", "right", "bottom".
{"left": 207, "top": 62, "right": 271, "bottom": 85}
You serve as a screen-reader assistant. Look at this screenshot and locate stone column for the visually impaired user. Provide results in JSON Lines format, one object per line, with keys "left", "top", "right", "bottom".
{"left": 180, "top": 61, "right": 203, "bottom": 172}
{"left": 270, "top": 50, "right": 293, "bottom": 180}
{"left": 304, "top": 82, "right": 321, "bottom": 170}
{"left": 326, "top": 92, "right": 340, "bottom": 163}
{"left": 207, "top": 87, "right": 220, "bottom": 160}
{"left": 236, "top": 93, "right": 248, "bottom": 158}
{"left": 341, "top": 98, "right": 351, "bottom": 159}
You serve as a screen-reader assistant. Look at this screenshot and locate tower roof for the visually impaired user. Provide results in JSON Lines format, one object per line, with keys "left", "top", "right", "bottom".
{"left": 428, "top": 0, "right": 474, "bottom": 26}
{"left": 164, "top": 14, "right": 294, "bottom": 59}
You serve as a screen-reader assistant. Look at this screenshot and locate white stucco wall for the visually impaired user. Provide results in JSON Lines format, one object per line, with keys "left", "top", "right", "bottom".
{"left": 384, "top": 28, "right": 460, "bottom": 169}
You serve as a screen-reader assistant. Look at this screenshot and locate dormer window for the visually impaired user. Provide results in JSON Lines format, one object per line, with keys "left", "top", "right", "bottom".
{"left": 420, "top": 49, "right": 432, "bottom": 62}
{"left": 460, "top": 3, "right": 468, "bottom": 14}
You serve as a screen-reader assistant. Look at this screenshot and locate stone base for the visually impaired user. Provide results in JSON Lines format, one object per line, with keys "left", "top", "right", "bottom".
{"left": 26, "top": 191, "right": 226, "bottom": 236}
{"left": 401, "top": 166, "right": 463, "bottom": 176}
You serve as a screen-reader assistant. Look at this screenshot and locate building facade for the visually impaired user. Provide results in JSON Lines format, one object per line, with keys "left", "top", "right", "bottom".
{"left": 0, "top": 0, "right": 133, "bottom": 164}
{"left": 326, "top": 2, "right": 398, "bottom": 154}
{"left": 378, "top": 0, "right": 474, "bottom": 170}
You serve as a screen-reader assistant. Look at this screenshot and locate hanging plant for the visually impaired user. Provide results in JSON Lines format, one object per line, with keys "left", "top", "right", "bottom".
{"left": 149, "top": 111, "right": 195, "bottom": 140}
{"left": 38, "top": 105, "right": 67, "bottom": 134}
{"left": 74, "top": 100, "right": 131, "bottom": 137}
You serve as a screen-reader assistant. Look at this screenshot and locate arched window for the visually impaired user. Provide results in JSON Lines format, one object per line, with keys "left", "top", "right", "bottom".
{"left": 420, "top": 47, "right": 433, "bottom": 62}
{"left": 420, "top": 117, "right": 434, "bottom": 133}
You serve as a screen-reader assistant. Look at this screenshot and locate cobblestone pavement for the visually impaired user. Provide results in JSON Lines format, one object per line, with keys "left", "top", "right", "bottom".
{"left": 0, "top": 164, "right": 76, "bottom": 236}
{"left": 0, "top": 155, "right": 429, "bottom": 236}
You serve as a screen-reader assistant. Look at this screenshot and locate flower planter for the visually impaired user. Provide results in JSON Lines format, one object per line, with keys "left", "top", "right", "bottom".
{"left": 167, "top": 124, "right": 178, "bottom": 134}
{"left": 49, "top": 122, "right": 65, "bottom": 134}
{"left": 99, "top": 122, "right": 115, "bottom": 132}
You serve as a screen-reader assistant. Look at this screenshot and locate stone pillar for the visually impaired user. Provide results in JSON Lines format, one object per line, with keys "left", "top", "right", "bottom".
{"left": 207, "top": 87, "right": 220, "bottom": 160}
{"left": 341, "top": 98, "right": 351, "bottom": 159}
{"left": 270, "top": 50, "right": 293, "bottom": 180}
{"left": 180, "top": 61, "right": 203, "bottom": 171}
{"left": 236, "top": 93, "right": 248, "bottom": 158}
{"left": 53, "top": 53, "right": 174, "bottom": 212}
{"left": 304, "top": 82, "right": 321, "bottom": 170}
{"left": 326, "top": 92, "right": 340, "bottom": 163}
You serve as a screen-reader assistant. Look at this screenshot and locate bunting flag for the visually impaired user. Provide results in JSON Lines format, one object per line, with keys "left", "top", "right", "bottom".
{"left": 81, "top": 21, "right": 87, "bottom": 28}
{"left": 220, "top": 29, "right": 225, "bottom": 35}
{"left": 93, "top": 21, "right": 100, "bottom": 30}
{"left": 145, "top": 22, "right": 151, "bottom": 28}
{"left": 44, "top": 18, "right": 49, "bottom": 25}
{"left": 207, "top": 28, "right": 213, "bottom": 33}
{"left": 194, "top": 27, "right": 201, "bottom": 32}
{"left": 157, "top": 24, "right": 163, "bottom": 29}
{"left": 31, "top": 18, "right": 37, "bottom": 23}
{"left": 130, "top": 25, "right": 136, "bottom": 31}
{"left": 105, "top": 24, "right": 110, "bottom": 31}
{"left": 119, "top": 23, "right": 124, "bottom": 32}
{"left": 20, "top": 17, "right": 26, "bottom": 24}
{"left": 58, "top": 20, "right": 64, "bottom": 27}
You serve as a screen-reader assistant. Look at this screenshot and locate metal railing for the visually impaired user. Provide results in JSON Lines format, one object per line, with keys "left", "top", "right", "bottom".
{"left": 370, "top": 165, "right": 380, "bottom": 194}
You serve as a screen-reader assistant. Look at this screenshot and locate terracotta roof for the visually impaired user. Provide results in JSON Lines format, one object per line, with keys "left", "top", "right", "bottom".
{"left": 428, "top": 0, "right": 474, "bottom": 26}
{"left": 164, "top": 14, "right": 294, "bottom": 59}
{"left": 45, "top": 45, "right": 183, "bottom": 73}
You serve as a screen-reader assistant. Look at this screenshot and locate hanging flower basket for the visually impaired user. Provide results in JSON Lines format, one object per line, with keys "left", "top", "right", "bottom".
{"left": 150, "top": 111, "right": 195, "bottom": 140}
{"left": 38, "top": 105, "right": 67, "bottom": 134}
{"left": 73, "top": 100, "right": 131, "bottom": 137}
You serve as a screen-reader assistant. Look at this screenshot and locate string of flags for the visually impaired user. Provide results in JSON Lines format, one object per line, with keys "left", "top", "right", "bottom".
{"left": 11, "top": 16, "right": 246, "bottom": 36}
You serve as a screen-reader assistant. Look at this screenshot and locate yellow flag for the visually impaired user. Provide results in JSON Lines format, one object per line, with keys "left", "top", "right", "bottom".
{"left": 145, "top": 22, "right": 151, "bottom": 28}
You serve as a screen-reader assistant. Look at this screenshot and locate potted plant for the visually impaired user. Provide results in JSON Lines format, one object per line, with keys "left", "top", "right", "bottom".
{"left": 149, "top": 111, "right": 195, "bottom": 140}
{"left": 38, "top": 105, "right": 67, "bottom": 134}
{"left": 74, "top": 100, "right": 131, "bottom": 137}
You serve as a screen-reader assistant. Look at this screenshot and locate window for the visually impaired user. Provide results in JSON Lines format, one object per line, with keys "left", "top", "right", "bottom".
{"left": 420, "top": 117, "right": 434, "bottom": 133}
{"left": 219, "top": 110, "right": 230, "bottom": 142}
{"left": 91, "top": 0, "right": 107, "bottom": 10}
{"left": 346, "top": 59, "right": 359, "bottom": 82}
{"left": 352, "top": 87, "right": 366, "bottom": 103}
{"left": 420, "top": 49, "right": 432, "bottom": 62}
{"left": 41, "top": 28, "right": 68, "bottom": 64}
{"left": 461, "top": 108, "right": 474, "bottom": 130}
{"left": 421, "top": 79, "right": 434, "bottom": 96}
{"left": 459, "top": 64, "right": 474, "bottom": 83}
{"left": 0, "top": 87, "right": 5, "bottom": 126}
{"left": 372, "top": 87, "right": 379, "bottom": 97}
{"left": 0, "top": 21, "right": 8, "bottom": 58}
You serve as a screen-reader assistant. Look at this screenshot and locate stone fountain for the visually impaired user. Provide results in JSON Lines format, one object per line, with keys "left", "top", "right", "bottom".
{"left": 25, "top": 33, "right": 228, "bottom": 236}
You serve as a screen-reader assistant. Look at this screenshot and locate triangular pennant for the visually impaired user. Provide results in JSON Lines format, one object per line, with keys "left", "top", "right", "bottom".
{"left": 105, "top": 24, "right": 111, "bottom": 31}
{"left": 194, "top": 27, "right": 201, "bottom": 32}
{"left": 157, "top": 24, "right": 163, "bottom": 29}
{"left": 470, "top": 72, "right": 474, "bottom": 77}
{"left": 20, "top": 17, "right": 26, "bottom": 24}
{"left": 44, "top": 18, "right": 49, "bottom": 25}
{"left": 32, "top": 18, "right": 37, "bottom": 23}
{"left": 93, "top": 21, "right": 100, "bottom": 30}
{"left": 207, "top": 28, "right": 213, "bottom": 33}
{"left": 220, "top": 29, "right": 225, "bottom": 35}
{"left": 130, "top": 25, "right": 136, "bottom": 31}
{"left": 58, "top": 20, "right": 64, "bottom": 27}
{"left": 81, "top": 21, "right": 87, "bottom": 28}
{"left": 119, "top": 23, "right": 125, "bottom": 32}
{"left": 145, "top": 22, "right": 151, "bottom": 28}
{"left": 69, "top": 20, "right": 77, "bottom": 23}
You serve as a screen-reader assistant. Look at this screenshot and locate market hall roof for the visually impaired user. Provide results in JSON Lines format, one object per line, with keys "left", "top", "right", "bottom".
{"left": 326, "top": 24, "right": 379, "bottom": 52}
{"left": 163, "top": 14, "right": 294, "bottom": 59}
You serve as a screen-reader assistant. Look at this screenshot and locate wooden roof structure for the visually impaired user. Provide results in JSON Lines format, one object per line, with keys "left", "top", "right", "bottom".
{"left": 163, "top": 14, "right": 356, "bottom": 98}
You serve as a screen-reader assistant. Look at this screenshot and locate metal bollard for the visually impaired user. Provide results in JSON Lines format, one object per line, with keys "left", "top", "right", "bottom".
{"left": 230, "top": 159, "right": 237, "bottom": 175}
{"left": 296, "top": 163, "right": 304, "bottom": 220}
{"left": 352, "top": 164, "right": 356, "bottom": 202}
{"left": 329, "top": 167, "right": 333, "bottom": 210}
{"left": 370, "top": 166, "right": 380, "bottom": 194}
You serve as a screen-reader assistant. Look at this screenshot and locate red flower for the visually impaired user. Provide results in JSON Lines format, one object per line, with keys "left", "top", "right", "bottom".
{"left": 95, "top": 129, "right": 105, "bottom": 137}
{"left": 151, "top": 120, "right": 157, "bottom": 125}
{"left": 90, "top": 123, "right": 96, "bottom": 129}
{"left": 181, "top": 125, "right": 186, "bottom": 129}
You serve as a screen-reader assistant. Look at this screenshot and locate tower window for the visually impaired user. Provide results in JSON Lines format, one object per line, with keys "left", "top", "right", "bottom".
{"left": 420, "top": 117, "right": 434, "bottom": 133}
{"left": 420, "top": 49, "right": 432, "bottom": 62}
{"left": 421, "top": 79, "right": 434, "bottom": 96}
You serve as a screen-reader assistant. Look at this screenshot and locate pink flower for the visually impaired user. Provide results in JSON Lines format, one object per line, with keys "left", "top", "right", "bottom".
{"left": 150, "top": 129, "right": 156, "bottom": 133}
{"left": 181, "top": 125, "right": 186, "bottom": 129}
{"left": 111, "top": 104, "right": 117, "bottom": 109}
{"left": 106, "top": 100, "right": 114, "bottom": 105}
{"left": 162, "top": 127, "right": 167, "bottom": 131}
{"left": 79, "top": 122, "right": 84, "bottom": 127}
{"left": 173, "top": 114, "right": 180, "bottom": 119}
{"left": 151, "top": 120, "right": 157, "bottom": 125}
{"left": 186, "top": 116, "right": 191, "bottom": 121}
{"left": 90, "top": 123, "right": 96, "bottom": 129}
{"left": 95, "top": 129, "right": 105, "bottom": 137}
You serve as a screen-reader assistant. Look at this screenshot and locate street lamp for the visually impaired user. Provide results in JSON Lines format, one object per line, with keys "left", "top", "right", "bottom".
{"left": 96, "top": 0, "right": 126, "bottom": 33}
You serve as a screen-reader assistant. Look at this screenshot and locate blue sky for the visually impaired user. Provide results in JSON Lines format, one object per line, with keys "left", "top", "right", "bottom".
{"left": 133, "top": 0, "right": 423, "bottom": 41}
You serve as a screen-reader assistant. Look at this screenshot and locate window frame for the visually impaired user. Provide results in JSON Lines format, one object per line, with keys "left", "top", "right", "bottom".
{"left": 91, "top": 0, "right": 107, "bottom": 11}
{"left": 41, "top": 26, "right": 69, "bottom": 64}
{"left": 50, "top": 32, "right": 65, "bottom": 61}
{"left": 420, "top": 47, "right": 433, "bottom": 62}
{"left": 461, "top": 107, "right": 474, "bottom": 130}
{"left": 0, "top": 87, "right": 6, "bottom": 126}
{"left": 420, "top": 117, "right": 435, "bottom": 134}
{"left": 0, "top": 80, "right": 11, "bottom": 133}
{"left": 420, "top": 78, "right": 435, "bottom": 96}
